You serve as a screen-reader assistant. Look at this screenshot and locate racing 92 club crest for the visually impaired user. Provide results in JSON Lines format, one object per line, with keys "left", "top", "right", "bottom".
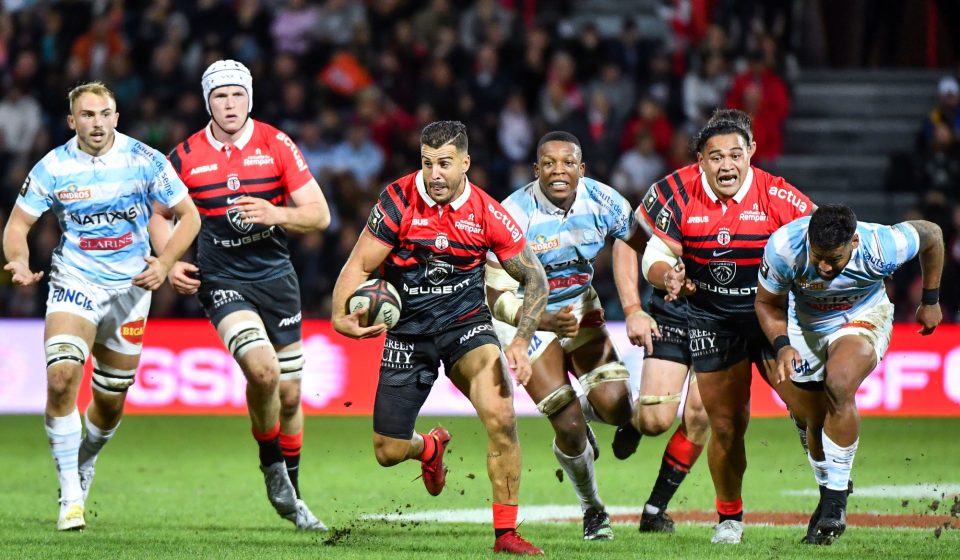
{"left": 709, "top": 260, "right": 737, "bottom": 285}
{"left": 717, "top": 227, "right": 731, "bottom": 246}
{"left": 434, "top": 232, "right": 449, "bottom": 250}
{"left": 425, "top": 259, "right": 454, "bottom": 285}
{"left": 226, "top": 173, "right": 241, "bottom": 191}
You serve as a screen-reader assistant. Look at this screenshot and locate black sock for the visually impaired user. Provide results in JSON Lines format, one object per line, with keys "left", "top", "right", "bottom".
{"left": 646, "top": 459, "right": 688, "bottom": 512}
{"left": 719, "top": 511, "right": 744, "bottom": 522}
{"left": 284, "top": 454, "right": 301, "bottom": 498}
{"left": 257, "top": 437, "right": 283, "bottom": 467}
{"left": 495, "top": 528, "right": 512, "bottom": 538}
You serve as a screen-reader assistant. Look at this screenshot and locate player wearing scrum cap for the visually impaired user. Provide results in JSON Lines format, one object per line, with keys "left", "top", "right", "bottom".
{"left": 151, "top": 60, "right": 332, "bottom": 530}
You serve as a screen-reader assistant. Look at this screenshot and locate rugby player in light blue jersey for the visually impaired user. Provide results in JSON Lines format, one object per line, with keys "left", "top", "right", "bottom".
{"left": 2, "top": 82, "right": 200, "bottom": 531}
{"left": 755, "top": 204, "right": 943, "bottom": 544}
{"left": 485, "top": 131, "right": 655, "bottom": 541}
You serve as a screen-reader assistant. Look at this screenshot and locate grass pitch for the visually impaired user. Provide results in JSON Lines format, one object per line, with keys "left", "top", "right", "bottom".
{"left": 1, "top": 415, "right": 957, "bottom": 559}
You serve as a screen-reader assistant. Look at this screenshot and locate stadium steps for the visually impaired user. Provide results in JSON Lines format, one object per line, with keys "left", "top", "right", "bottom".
{"left": 778, "top": 69, "right": 945, "bottom": 222}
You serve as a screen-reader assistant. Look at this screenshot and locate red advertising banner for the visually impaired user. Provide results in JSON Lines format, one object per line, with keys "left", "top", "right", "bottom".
{"left": 0, "top": 320, "right": 957, "bottom": 416}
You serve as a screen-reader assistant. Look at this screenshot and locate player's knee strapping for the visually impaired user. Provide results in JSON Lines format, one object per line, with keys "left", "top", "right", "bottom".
{"left": 223, "top": 321, "right": 271, "bottom": 360}
{"left": 578, "top": 361, "right": 629, "bottom": 394}
{"left": 536, "top": 384, "right": 577, "bottom": 417}
{"left": 638, "top": 393, "right": 682, "bottom": 405}
{"left": 277, "top": 349, "right": 305, "bottom": 381}
{"left": 91, "top": 357, "right": 136, "bottom": 394}
{"left": 45, "top": 335, "right": 89, "bottom": 369}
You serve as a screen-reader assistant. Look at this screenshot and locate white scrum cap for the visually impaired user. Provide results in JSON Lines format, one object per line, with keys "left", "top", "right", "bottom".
{"left": 201, "top": 59, "right": 253, "bottom": 115}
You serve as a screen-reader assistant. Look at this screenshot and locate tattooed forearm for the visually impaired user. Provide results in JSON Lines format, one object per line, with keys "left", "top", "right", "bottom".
{"left": 906, "top": 220, "right": 944, "bottom": 288}
{"left": 501, "top": 245, "right": 548, "bottom": 342}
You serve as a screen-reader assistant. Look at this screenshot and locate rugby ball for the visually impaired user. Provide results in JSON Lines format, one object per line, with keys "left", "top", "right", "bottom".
{"left": 348, "top": 279, "right": 402, "bottom": 329}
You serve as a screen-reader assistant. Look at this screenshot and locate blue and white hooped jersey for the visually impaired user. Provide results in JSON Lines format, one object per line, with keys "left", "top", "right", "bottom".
{"left": 759, "top": 217, "right": 920, "bottom": 333}
{"left": 502, "top": 177, "right": 635, "bottom": 311}
{"left": 16, "top": 132, "right": 188, "bottom": 287}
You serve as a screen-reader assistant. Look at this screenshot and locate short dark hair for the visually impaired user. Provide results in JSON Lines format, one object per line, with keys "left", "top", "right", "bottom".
{"left": 421, "top": 120, "right": 468, "bottom": 153}
{"left": 809, "top": 204, "right": 858, "bottom": 249}
{"left": 706, "top": 108, "right": 753, "bottom": 143}
{"left": 693, "top": 120, "right": 751, "bottom": 153}
{"left": 537, "top": 130, "right": 581, "bottom": 157}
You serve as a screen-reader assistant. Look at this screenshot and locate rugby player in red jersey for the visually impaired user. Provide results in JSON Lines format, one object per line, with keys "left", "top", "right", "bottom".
{"left": 153, "top": 60, "right": 332, "bottom": 530}
{"left": 639, "top": 118, "right": 813, "bottom": 544}
{"left": 331, "top": 121, "right": 548, "bottom": 556}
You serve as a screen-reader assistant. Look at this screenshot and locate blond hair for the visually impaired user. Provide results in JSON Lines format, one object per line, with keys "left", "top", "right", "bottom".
{"left": 68, "top": 82, "right": 117, "bottom": 113}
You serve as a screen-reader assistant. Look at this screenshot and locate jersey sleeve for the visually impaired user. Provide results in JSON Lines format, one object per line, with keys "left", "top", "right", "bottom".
{"left": 603, "top": 186, "right": 636, "bottom": 241}
{"left": 274, "top": 131, "right": 315, "bottom": 194}
{"left": 861, "top": 222, "right": 921, "bottom": 277}
{"left": 768, "top": 176, "right": 814, "bottom": 225}
{"left": 365, "top": 184, "right": 406, "bottom": 247}
{"left": 758, "top": 227, "right": 795, "bottom": 294}
{"left": 485, "top": 198, "right": 525, "bottom": 263}
{"left": 15, "top": 161, "right": 54, "bottom": 217}
{"left": 638, "top": 182, "right": 683, "bottom": 244}
{"left": 147, "top": 148, "right": 189, "bottom": 208}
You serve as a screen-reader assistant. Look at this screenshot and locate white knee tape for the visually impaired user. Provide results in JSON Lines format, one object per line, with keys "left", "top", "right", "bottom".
{"left": 45, "top": 335, "right": 89, "bottom": 369}
{"left": 536, "top": 384, "right": 577, "bottom": 417}
{"left": 222, "top": 321, "right": 270, "bottom": 359}
{"left": 578, "top": 362, "right": 630, "bottom": 394}
{"left": 638, "top": 393, "right": 682, "bottom": 405}
{"left": 91, "top": 357, "right": 136, "bottom": 394}
{"left": 277, "top": 349, "right": 304, "bottom": 381}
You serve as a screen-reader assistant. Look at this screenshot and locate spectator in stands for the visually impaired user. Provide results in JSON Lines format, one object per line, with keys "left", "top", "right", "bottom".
{"left": 921, "top": 77, "right": 960, "bottom": 151}
{"left": 916, "top": 122, "right": 960, "bottom": 201}
{"left": 70, "top": 15, "right": 125, "bottom": 79}
{"left": 620, "top": 96, "right": 673, "bottom": 156}
{"left": 314, "top": 0, "right": 367, "bottom": 49}
{"left": 726, "top": 50, "right": 790, "bottom": 127}
{"left": 683, "top": 51, "right": 731, "bottom": 130}
{"left": 539, "top": 51, "right": 583, "bottom": 127}
{"left": 271, "top": 0, "right": 319, "bottom": 56}
{"left": 459, "top": 0, "right": 514, "bottom": 52}
{"left": 498, "top": 91, "right": 534, "bottom": 164}
{"left": 0, "top": 85, "right": 42, "bottom": 168}
{"left": 329, "top": 120, "right": 385, "bottom": 186}
{"left": 588, "top": 60, "right": 636, "bottom": 122}
{"left": 612, "top": 127, "right": 665, "bottom": 204}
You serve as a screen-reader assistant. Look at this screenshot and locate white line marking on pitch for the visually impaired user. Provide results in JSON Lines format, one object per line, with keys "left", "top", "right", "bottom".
{"left": 781, "top": 483, "right": 960, "bottom": 498}
{"left": 362, "top": 505, "right": 640, "bottom": 524}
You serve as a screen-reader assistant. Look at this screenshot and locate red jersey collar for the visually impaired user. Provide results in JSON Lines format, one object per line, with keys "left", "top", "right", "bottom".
{"left": 701, "top": 166, "right": 754, "bottom": 205}
{"left": 205, "top": 119, "right": 255, "bottom": 152}
{"left": 415, "top": 170, "right": 472, "bottom": 211}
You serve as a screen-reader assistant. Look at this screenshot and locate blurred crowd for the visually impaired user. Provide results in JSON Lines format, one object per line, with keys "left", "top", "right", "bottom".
{"left": 0, "top": 0, "right": 948, "bottom": 323}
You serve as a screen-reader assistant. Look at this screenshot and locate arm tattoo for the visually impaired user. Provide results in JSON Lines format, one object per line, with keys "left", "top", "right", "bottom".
{"left": 906, "top": 220, "right": 944, "bottom": 250}
{"left": 500, "top": 245, "right": 548, "bottom": 341}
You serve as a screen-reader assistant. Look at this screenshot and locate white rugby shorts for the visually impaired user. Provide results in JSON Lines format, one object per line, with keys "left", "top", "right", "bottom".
{"left": 787, "top": 302, "right": 894, "bottom": 385}
{"left": 46, "top": 267, "right": 152, "bottom": 355}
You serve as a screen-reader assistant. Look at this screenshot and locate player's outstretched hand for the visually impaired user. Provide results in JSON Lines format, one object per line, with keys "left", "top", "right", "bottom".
{"left": 333, "top": 306, "right": 387, "bottom": 340}
{"left": 774, "top": 345, "right": 803, "bottom": 385}
{"left": 916, "top": 303, "right": 942, "bottom": 335}
{"left": 545, "top": 304, "right": 579, "bottom": 338}
{"left": 505, "top": 338, "right": 532, "bottom": 386}
{"left": 133, "top": 256, "right": 170, "bottom": 291}
{"left": 626, "top": 309, "right": 660, "bottom": 354}
{"left": 4, "top": 261, "right": 43, "bottom": 287}
{"left": 168, "top": 261, "right": 201, "bottom": 294}
{"left": 236, "top": 196, "right": 282, "bottom": 226}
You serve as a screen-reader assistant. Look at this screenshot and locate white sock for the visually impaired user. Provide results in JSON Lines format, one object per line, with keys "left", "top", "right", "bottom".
{"left": 644, "top": 503, "right": 661, "bottom": 515}
{"left": 579, "top": 394, "right": 602, "bottom": 424}
{"left": 822, "top": 432, "right": 858, "bottom": 492}
{"left": 807, "top": 452, "right": 828, "bottom": 487}
{"left": 45, "top": 408, "right": 83, "bottom": 503}
{"left": 553, "top": 439, "right": 604, "bottom": 512}
{"left": 78, "top": 408, "right": 119, "bottom": 473}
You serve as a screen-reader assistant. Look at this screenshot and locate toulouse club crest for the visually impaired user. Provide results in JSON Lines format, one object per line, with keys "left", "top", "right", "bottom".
{"left": 717, "top": 227, "right": 731, "bottom": 246}
{"left": 226, "top": 173, "right": 241, "bottom": 191}
{"left": 709, "top": 260, "right": 737, "bottom": 285}
{"left": 435, "top": 232, "right": 449, "bottom": 250}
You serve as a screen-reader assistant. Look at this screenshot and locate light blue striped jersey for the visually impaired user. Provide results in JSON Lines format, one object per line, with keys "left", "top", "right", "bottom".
{"left": 16, "top": 132, "right": 187, "bottom": 287}
{"left": 502, "top": 177, "right": 635, "bottom": 310}
{"left": 759, "top": 217, "right": 920, "bottom": 333}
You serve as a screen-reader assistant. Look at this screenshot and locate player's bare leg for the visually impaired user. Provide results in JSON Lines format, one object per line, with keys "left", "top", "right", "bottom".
{"left": 524, "top": 341, "right": 610, "bottom": 540}
{"left": 78, "top": 344, "right": 140, "bottom": 503}
{"left": 44, "top": 312, "right": 96, "bottom": 531}
{"left": 450, "top": 344, "right": 542, "bottom": 555}
{"left": 570, "top": 337, "right": 632, "bottom": 427}
{"left": 696, "top": 359, "right": 752, "bottom": 543}
{"left": 635, "top": 362, "right": 708, "bottom": 533}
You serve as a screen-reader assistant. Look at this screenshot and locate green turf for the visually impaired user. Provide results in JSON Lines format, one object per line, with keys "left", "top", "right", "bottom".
{"left": 1, "top": 415, "right": 957, "bottom": 559}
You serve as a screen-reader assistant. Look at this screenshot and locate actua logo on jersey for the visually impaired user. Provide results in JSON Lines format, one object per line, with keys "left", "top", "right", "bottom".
{"left": 768, "top": 186, "right": 809, "bottom": 213}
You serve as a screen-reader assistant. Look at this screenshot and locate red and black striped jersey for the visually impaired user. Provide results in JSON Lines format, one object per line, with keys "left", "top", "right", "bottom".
{"left": 639, "top": 163, "right": 700, "bottom": 325}
{"left": 169, "top": 119, "right": 314, "bottom": 282}
{"left": 639, "top": 165, "right": 813, "bottom": 323}
{"left": 367, "top": 171, "right": 525, "bottom": 335}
